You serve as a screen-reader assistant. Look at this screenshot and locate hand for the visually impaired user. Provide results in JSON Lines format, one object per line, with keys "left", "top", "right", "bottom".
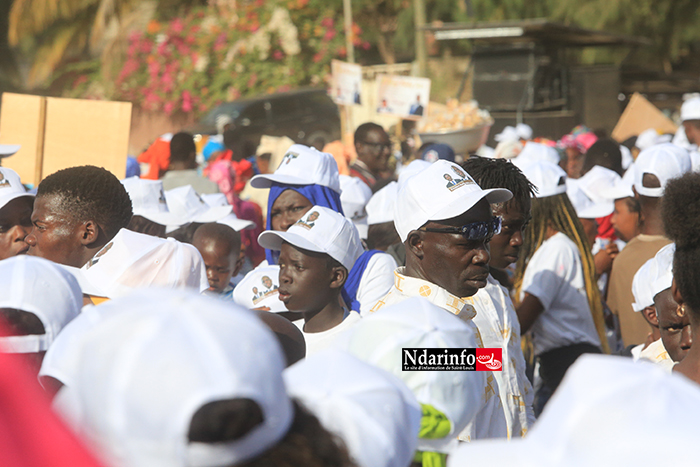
{"left": 594, "top": 242, "right": 619, "bottom": 276}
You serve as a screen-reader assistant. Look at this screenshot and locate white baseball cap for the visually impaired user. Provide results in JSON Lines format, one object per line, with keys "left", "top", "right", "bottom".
{"left": 337, "top": 297, "right": 486, "bottom": 454}
{"left": 620, "top": 145, "right": 634, "bottom": 170}
{"left": 121, "top": 177, "right": 178, "bottom": 226}
{"left": 250, "top": 144, "right": 341, "bottom": 193}
{"left": 393, "top": 160, "right": 511, "bottom": 242}
{"left": 494, "top": 126, "right": 519, "bottom": 143}
{"left": 631, "top": 257, "right": 658, "bottom": 312}
{"left": 69, "top": 229, "right": 208, "bottom": 299}
{"left": 284, "top": 349, "right": 421, "bottom": 467}
{"left": 599, "top": 165, "right": 635, "bottom": 200}
{"left": 339, "top": 175, "right": 372, "bottom": 239}
{"left": 0, "top": 167, "right": 33, "bottom": 211}
{"left": 60, "top": 289, "right": 293, "bottom": 467}
{"left": 514, "top": 142, "right": 560, "bottom": 166}
{"left": 518, "top": 160, "right": 567, "bottom": 199}
{"left": 258, "top": 206, "right": 363, "bottom": 271}
{"left": 650, "top": 243, "right": 675, "bottom": 299}
{"left": 397, "top": 159, "right": 431, "bottom": 185}
{"left": 515, "top": 123, "right": 533, "bottom": 140}
{"left": 0, "top": 144, "right": 21, "bottom": 158}
{"left": 367, "top": 181, "right": 398, "bottom": 226}
{"left": 448, "top": 354, "right": 700, "bottom": 467}
{"left": 566, "top": 179, "right": 613, "bottom": 219}
{"left": 635, "top": 128, "right": 672, "bottom": 151}
{"left": 0, "top": 256, "right": 81, "bottom": 354}
{"left": 633, "top": 143, "right": 691, "bottom": 197}
{"left": 233, "top": 265, "right": 288, "bottom": 313}
{"left": 164, "top": 185, "right": 232, "bottom": 228}
{"left": 681, "top": 95, "right": 700, "bottom": 122}
{"left": 201, "top": 193, "right": 255, "bottom": 231}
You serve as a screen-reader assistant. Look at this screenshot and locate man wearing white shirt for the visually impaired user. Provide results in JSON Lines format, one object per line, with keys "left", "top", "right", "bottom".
{"left": 462, "top": 156, "right": 537, "bottom": 438}
{"left": 370, "top": 159, "right": 513, "bottom": 440}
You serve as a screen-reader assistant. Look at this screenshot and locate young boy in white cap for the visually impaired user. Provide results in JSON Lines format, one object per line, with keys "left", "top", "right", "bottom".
{"left": 0, "top": 167, "right": 34, "bottom": 260}
{"left": 607, "top": 143, "right": 690, "bottom": 347}
{"left": 192, "top": 223, "right": 243, "bottom": 300}
{"left": 0, "top": 256, "right": 82, "bottom": 377}
{"left": 370, "top": 159, "right": 512, "bottom": 441}
{"left": 461, "top": 156, "right": 536, "bottom": 438}
{"left": 258, "top": 206, "right": 364, "bottom": 355}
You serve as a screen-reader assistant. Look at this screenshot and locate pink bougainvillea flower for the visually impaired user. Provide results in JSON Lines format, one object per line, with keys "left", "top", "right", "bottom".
{"left": 164, "top": 101, "right": 175, "bottom": 114}
{"left": 324, "top": 29, "right": 336, "bottom": 41}
{"left": 272, "top": 50, "right": 284, "bottom": 60}
{"left": 182, "top": 90, "right": 193, "bottom": 112}
{"left": 313, "top": 52, "right": 323, "bottom": 63}
{"left": 362, "top": 41, "right": 371, "bottom": 50}
{"left": 321, "top": 17, "right": 334, "bottom": 28}
{"left": 171, "top": 18, "right": 184, "bottom": 34}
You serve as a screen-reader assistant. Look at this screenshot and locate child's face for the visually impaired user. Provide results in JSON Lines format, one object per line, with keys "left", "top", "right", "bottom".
{"left": 194, "top": 239, "right": 239, "bottom": 293}
{"left": 277, "top": 243, "right": 336, "bottom": 313}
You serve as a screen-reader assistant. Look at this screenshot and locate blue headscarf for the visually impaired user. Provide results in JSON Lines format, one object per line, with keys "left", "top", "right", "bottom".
{"left": 264, "top": 182, "right": 344, "bottom": 264}
{"left": 341, "top": 249, "right": 382, "bottom": 312}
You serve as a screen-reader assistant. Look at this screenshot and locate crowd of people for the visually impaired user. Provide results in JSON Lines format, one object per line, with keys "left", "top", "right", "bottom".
{"left": 2, "top": 94, "right": 700, "bottom": 467}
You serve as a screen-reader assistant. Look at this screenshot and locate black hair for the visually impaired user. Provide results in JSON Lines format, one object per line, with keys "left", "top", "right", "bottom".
{"left": 354, "top": 122, "right": 385, "bottom": 146}
{"left": 126, "top": 215, "right": 166, "bottom": 238}
{"left": 621, "top": 136, "right": 637, "bottom": 150}
{"left": 581, "top": 139, "right": 623, "bottom": 175}
{"left": 188, "top": 399, "right": 356, "bottom": 467}
{"left": 169, "top": 132, "right": 196, "bottom": 163}
{"left": 367, "top": 221, "right": 401, "bottom": 251}
{"left": 0, "top": 308, "right": 45, "bottom": 336}
{"left": 461, "top": 156, "right": 536, "bottom": 210}
{"left": 662, "top": 172, "right": 700, "bottom": 313}
{"left": 37, "top": 165, "right": 133, "bottom": 239}
{"left": 192, "top": 223, "right": 242, "bottom": 258}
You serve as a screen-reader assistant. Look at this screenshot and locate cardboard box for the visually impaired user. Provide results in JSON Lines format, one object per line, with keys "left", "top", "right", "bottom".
{"left": 0, "top": 93, "right": 46, "bottom": 187}
{"left": 612, "top": 93, "right": 677, "bottom": 143}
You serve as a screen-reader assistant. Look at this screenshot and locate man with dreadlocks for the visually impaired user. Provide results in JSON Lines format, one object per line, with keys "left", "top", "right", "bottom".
{"left": 461, "top": 156, "right": 536, "bottom": 438}
{"left": 514, "top": 161, "right": 608, "bottom": 415}
{"left": 26, "top": 166, "right": 133, "bottom": 267}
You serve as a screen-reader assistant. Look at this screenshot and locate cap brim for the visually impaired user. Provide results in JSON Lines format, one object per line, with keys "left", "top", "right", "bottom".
{"left": 578, "top": 201, "right": 614, "bottom": 219}
{"left": 0, "top": 192, "right": 34, "bottom": 210}
{"left": 258, "top": 230, "right": 325, "bottom": 254}
{"left": 217, "top": 217, "right": 255, "bottom": 231}
{"left": 0, "top": 144, "right": 21, "bottom": 157}
{"left": 250, "top": 173, "right": 311, "bottom": 189}
{"left": 430, "top": 188, "right": 512, "bottom": 223}
{"left": 136, "top": 210, "right": 181, "bottom": 227}
{"left": 60, "top": 265, "right": 109, "bottom": 298}
{"left": 192, "top": 205, "right": 233, "bottom": 223}
{"left": 598, "top": 184, "right": 634, "bottom": 201}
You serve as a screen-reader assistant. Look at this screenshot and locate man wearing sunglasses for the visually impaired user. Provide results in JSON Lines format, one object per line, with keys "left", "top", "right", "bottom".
{"left": 369, "top": 159, "right": 512, "bottom": 440}
{"left": 350, "top": 122, "right": 392, "bottom": 189}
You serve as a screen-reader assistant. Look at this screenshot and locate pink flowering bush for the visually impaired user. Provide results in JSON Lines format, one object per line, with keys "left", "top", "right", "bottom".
{"left": 82, "top": 0, "right": 366, "bottom": 116}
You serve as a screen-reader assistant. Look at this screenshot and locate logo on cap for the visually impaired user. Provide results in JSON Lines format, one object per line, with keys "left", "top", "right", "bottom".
{"left": 252, "top": 275, "right": 279, "bottom": 305}
{"left": 0, "top": 172, "right": 9, "bottom": 189}
{"left": 296, "top": 210, "right": 319, "bottom": 230}
{"left": 281, "top": 152, "right": 299, "bottom": 165}
{"left": 443, "top": 166, "right": 474, "bottom": 192}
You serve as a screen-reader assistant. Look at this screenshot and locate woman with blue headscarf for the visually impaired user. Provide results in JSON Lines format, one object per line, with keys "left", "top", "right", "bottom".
{"left": 246, "top": 144, "right": 395, "bottom": 315}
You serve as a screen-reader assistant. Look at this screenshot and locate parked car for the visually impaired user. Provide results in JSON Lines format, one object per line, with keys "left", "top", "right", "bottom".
{"left": 188, "top": 88, "right": 341, "bottom": 151}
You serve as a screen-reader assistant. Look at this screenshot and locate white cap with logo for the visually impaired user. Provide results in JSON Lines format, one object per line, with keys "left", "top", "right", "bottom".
{"left": 393, "top": 160, "right": 512, "bottom": 242}
{"left": 367, "top": 181, "right": 398, "bottom": 226}
{"left": 164, "top": 185, "right": 233, "bottom": 229}
{"left": 57, "top": 290, "right": 293, "bottom": 467}
{"left": 339, "top": 175, "right": 372, "bottom": 238}
{"left": 250, "top": 144, "right": 341, "bottom": 193}
{"left": 633, "top": 143, "right": 691, "bottom": 197}
{"left": 519, "top": 160, "right": 567, "bottom": 199}
{"left": 233, "top": 265, "right": 288, "bottom": 313}
{"left": 121, "top": 176, "right": 177, "bottom": 226}
{"left": 258, "top": 206, "right": 364, "bottom": 271}
{"left": 284, "top": 350, "right": 421, "bottom": 467}
{"left": 0, "top": 167, "right": 33, "bottom": 211}
{"left": 0, "top": 256, "right": 81, "bottom": 354}
{"left": 201, "top": 193, "right": 255, "bottom": 231}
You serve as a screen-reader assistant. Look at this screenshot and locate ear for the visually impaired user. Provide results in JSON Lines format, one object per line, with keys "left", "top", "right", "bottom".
{"left": 78, "top": 220, "right": 100, "bottom": 246}
{"left": 406, "top": 230, "right": 425, "bottom": 259}
{"left": 643, "top": 305, "right": 659, "bottom": 327}
{"left": 329, "top": 265, "right": 348, "bottom": 290}
{"left": 672, "top": 278, "right": 684, "bottom": 306}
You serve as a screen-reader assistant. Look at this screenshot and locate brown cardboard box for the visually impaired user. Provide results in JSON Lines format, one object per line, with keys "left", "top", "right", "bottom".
{"left": 612, "top": 93, "right": 677, "bottom": 143}
{"left": 0, "top": 93, "right": 46, "bottom": 186}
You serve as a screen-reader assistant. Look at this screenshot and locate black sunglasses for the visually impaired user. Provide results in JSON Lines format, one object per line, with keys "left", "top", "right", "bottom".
{"left": 419, "top": 217, "right": 502, "bottom": 242}
{"left": 361, "top": 141, "right": 391, "bottom": 151}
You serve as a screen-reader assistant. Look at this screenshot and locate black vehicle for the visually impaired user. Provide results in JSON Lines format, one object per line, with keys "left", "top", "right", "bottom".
{"left": 189, "top": 88, "right": 341, "bottom": 150}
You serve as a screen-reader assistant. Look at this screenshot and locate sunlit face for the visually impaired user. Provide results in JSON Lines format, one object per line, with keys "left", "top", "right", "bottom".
{"left": 25, "top": 195, "right": 84, "bottom": 267}
{"left": 277, "top": 243, "right": 336, "bottom": 313}
{"left": 655, "top": 288, "right": 692, "bottom": 363}
{"left": 269, "top": 190, "right": 313, "bottom": 232}
{"left": 0, "top": 196, "right": 33, "bottom": 260}
{"left": 419, "top": 199, "right": 492, "bottom": 298}
{"left": 489, "top": 199, "right": 531, "bottom": 270}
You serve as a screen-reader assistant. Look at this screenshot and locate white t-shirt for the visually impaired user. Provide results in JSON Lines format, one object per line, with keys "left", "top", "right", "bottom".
{"left": 357, "top": 252, "right": 396, "bottom": 315}
{"left": 294, "top": 311, "right": 361, "bottom": 356}
{"left": 520, "top": 232, "right": 601, "bottom": 356}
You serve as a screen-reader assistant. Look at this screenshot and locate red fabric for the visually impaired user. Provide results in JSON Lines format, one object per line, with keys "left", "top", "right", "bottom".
{"left": 596, "top": 213, "right": 616, "bottom": 240}
{"left": 0, "top": 323, "right": 105, "bottom": 467}
{"left": 206, "top": 150, "right": 253, "bottom": 194}
{"left": 137, "top": 137, "right": 171, "bottom": 180}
